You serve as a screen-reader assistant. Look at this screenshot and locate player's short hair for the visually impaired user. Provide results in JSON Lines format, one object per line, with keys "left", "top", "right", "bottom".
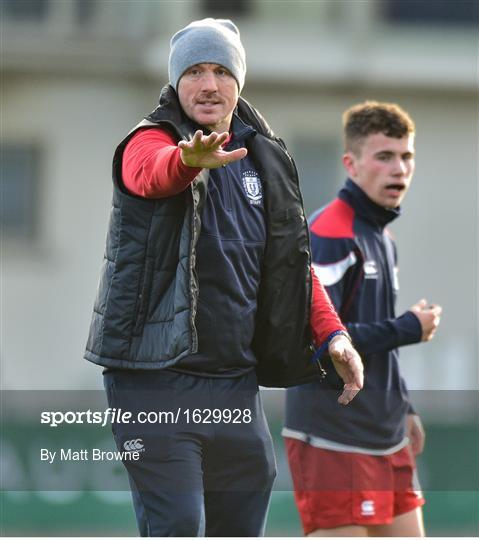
{"left": 343, "top": 101, "right": 415, "bottom": 154}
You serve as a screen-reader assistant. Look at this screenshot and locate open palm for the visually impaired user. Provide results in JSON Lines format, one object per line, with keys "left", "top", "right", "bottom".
{"left": 179, "top": 130, "right": 247, "bottom": 169}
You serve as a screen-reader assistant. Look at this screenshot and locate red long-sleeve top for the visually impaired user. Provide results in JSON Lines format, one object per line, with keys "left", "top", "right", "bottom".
{"left": 122, "top": 128, "right": 346, "bottom": 347}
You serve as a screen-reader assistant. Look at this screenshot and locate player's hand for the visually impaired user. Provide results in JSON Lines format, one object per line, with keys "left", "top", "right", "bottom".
{"left": 178, "top": 130, "right": 247, "bottom": 169}
{"left": 407, "top": 413, "right": 425, "bottom": 456}
{"left": 328, "top": 335, "right": 364, "bottom": 405}
{"left": 409, "top": 299, "right": 442, "bottom": 342}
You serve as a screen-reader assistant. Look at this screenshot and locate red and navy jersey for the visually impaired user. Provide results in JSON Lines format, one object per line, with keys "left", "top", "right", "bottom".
{"left": 284, "top": 179, "right": 422, "bottom": 451}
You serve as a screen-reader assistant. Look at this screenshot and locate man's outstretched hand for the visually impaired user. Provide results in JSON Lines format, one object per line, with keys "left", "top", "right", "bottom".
{"left": 328, "top": 335, "right": 364, "bottom": 405}
{"left": 179, "top": 130, "right": 247, "bottom": 169}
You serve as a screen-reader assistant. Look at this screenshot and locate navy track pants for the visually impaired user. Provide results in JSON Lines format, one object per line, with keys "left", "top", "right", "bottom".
{"left": 103, "top": 369, "right": 277, "bottom": 536}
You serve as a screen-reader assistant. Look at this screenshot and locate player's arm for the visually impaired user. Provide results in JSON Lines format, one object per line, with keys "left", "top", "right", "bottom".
{"left": 122, "top": 128, "right": 201, "bottom": 197}
{"left": 312, "top": 235, "right": 426, "bottom": 356}
{"left": 342, "top": 298, "right": 441, "bottom": 357}
{"left": 409, "top": 299, "right": 442, "bottom": 342}
{"left": 309, "top": 252, "right": 363, "bottom": 405}
{"left": 398, "top": 375, "right": 426, "bottom": 455}
{"left": 354, "top": 241, "right": 441, "bottom": 353}
{"left": 343, "top": 312, "right": 423, "bottom": 356}
{"left": 122, "top": 129, "right": 246, "bottom": 198}
{"left": 395, "top": 300, "right": 440, "bottom": 454}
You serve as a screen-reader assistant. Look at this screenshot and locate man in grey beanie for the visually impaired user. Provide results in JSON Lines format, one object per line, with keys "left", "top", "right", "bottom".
{"left": 169, "top": 18, "right": 247, "bottom": 93}
{"left": 86, "top": 17, "right": 363, "bottom": 537}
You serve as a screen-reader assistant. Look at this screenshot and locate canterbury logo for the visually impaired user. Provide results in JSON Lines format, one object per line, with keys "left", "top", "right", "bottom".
{"left": 361, "top": 500, "right": 375, "bottom": 516}
{"left": 123, "top": 438, "right": 145, "bottom": 452}
{"left": 363, "top": 260, "right": 378, "bottom": 279}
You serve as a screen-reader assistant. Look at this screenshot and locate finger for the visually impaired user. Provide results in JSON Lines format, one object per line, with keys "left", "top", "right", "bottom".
{"left": 337, "top": 383, "right": 360, "bottom": 405}
{"left": 356, "top": 368, "right": 364, "bottom": 389}
{"left": 218, "top": 147, "right": 248, "bottom": 165}
{"left": 346, "top": 351, "right": 364, "bottom": 389}
{"left": 189, "top": 130, "right": 207, "bottom": 150}
{"left": 210, "top": 131, "right": 229, "bottom": 144}
{"left": 203, "top": 131, "right": 224, "bottom": 147}
{"left": 179, "top": 130, "right": 204, "bottom": 150}
{"left": 184, "top": 130, "right": 201, "bottom": 146}
{"left": 427, "top": 317, "right": 440, "bottom": 334}
{"left": 192, "top": 130, "right": 204, "bottom": 143}
{"left": 411, "top": 300, "right": 426, "bottom": 312}
{"left": 428, "top": 328, "right": 438, "bottom": 339}
{"left": 178, "top": 139, "right": 192, "bottom": 150}
{"left": 340, "top": 359, "right": 363, "bottom": 388}
{"left": 410, "top": 299, "right": 425, "bottom": 312}
{"left": 200, "top": 132, "right": 215, "bottom": 146}
{"left": 411, "top": 441, "right": 419, "bottom": 456}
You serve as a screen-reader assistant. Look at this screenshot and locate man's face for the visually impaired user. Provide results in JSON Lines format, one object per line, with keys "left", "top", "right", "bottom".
{"left": 343, "top": 132, "right": 415, "bottom": 209}
{"left": 177, "top": 63, "right": 239, "bottom": 133}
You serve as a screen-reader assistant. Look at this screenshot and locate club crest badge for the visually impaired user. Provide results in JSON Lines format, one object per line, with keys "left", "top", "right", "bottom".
{"left": 242, "top": 170, "right": 263, "bottom": 205}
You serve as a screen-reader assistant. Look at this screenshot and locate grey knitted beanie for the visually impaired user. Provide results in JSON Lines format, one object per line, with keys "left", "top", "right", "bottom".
{"left": 168, "top": 18, "right": 246, "bottom": 92}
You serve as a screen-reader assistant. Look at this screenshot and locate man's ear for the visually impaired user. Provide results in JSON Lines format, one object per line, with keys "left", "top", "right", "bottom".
{"left": 342, "top": 152, "right": 357, "bottom": 179}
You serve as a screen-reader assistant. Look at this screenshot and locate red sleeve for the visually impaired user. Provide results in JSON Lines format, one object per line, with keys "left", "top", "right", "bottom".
{"left": 122, "top": 128, "right": 202, "bottom": 198}
{"left": 310, "top": 268, "right": 347, "bottom": 345}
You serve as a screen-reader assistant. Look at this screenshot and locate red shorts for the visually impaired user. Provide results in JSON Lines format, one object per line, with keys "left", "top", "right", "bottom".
{"left": 284, "top": 437, "right": 425, "bottom": 533}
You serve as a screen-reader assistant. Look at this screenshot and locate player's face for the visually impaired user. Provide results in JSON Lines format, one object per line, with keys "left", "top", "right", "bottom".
{"left": 178, "top": 63, "right": 239, "bottom": 134}
{"left": 343, "top": 133, "right": 415, "bottom": 209}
